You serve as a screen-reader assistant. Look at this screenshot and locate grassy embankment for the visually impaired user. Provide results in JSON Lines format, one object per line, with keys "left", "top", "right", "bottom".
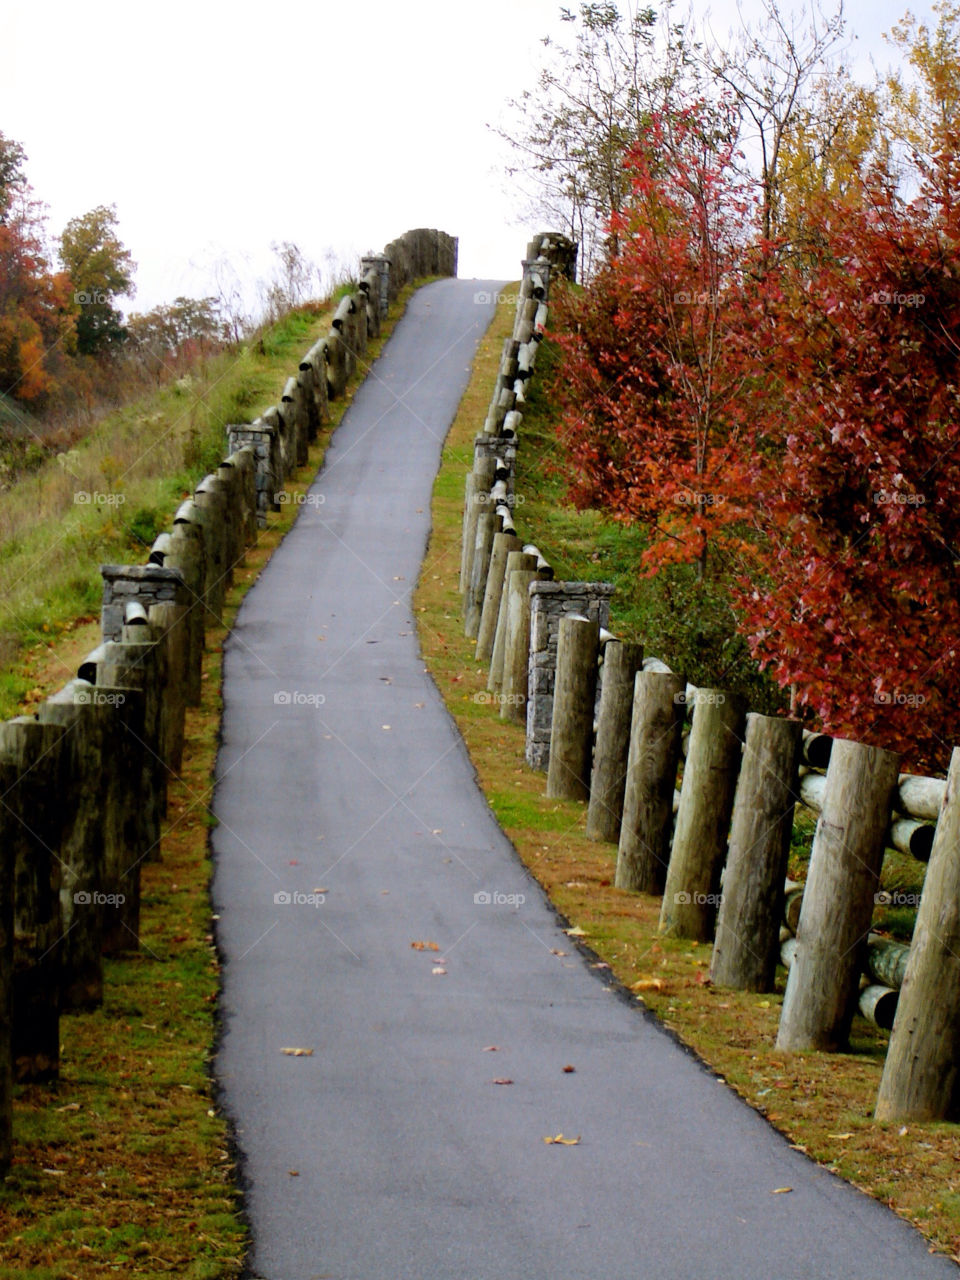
{"left": 415, "top": 290, "right": 960, "bottom": 1261}
{"left": 0, "top": 282, "right": 420, "bottom": 1279}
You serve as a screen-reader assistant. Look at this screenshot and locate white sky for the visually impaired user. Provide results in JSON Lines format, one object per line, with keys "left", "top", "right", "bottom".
{"left": 0, "top": 0, "right": 934, "bottom": 315}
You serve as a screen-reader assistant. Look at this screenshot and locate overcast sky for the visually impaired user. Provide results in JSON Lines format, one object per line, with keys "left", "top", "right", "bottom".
{"left": 0, "top": 0, "right": 935, "bottom": 315}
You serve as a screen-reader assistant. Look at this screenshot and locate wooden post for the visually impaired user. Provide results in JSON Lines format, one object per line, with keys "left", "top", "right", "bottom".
{"left": 777, "top": 738, "right": 900, "bottom": 1052}
{"left": 500, "top": 567, "right": 538, "bottom": 723}
{"left": 465, "top": 510, "right": 497, "bottom": 639}
{"left": 586, "top": 641, "right": 643, "bottom": 842}
{"left": 710, "top": 713, "right": 802, "bottom": 990}
{"left": 876, "top": 745, "right": 960, "bottom": 1121}
{"left": 97, "top": 681, "right": 147, "bottom": 953}
{"left": 546, "top": 615, "right": 600, "bottom": 802}
{"left": 461, "top": 458, "right": 496, "bottom": 602}
{"left": 0, "top": 812, "right": 10, "bottom": 1171}
{"left": 100, "top": 633, "right": 166, "bottom": 870}
{"left": 0, "top": 717, "right": 64, "bottom": 1082}
{"left": 36, "top": 682, "right": 108, "bottom": 1010}
{"left": 660, "top": 690, "right": 747, "bottom": 940}
{"left": 148, "top": 600, "right": 188, "bottom": 775}
{"left": 615, "top": 671, "right": 685, "bottom": 894}
{"left": 476, "top": 531, "right": 521, "bottom": 664}
{"left": 488, "top": 551, "right": 537, "bottom": 695}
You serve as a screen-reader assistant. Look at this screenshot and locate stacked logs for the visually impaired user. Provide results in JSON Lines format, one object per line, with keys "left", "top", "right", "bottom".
{"left": 0, "top": 227, "right": 456, "bottom": 1173}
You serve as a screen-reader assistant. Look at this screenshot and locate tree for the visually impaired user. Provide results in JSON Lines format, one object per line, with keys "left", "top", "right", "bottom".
{"left": 0, "top": 133, "right": 27, "bottom": 221}
{"left": 59, "top": 205, "right": 135, "bottom": 356}
{"left": 127, "top": 297, "right": 225, "bottom": 380}
{"left": 495, "top": 2, "right": 688, "bottom": 276}
{"left": 702, "top": 0, "right": 846, "bottom": 240}
{"left": 0, "top": 139, "right": 75, "bottom": 406}
{"left": 553, "top": 103, "right": 760, "bottom": 580}
{"left": 730, "top": 154, "right": 960, "bottom": 768}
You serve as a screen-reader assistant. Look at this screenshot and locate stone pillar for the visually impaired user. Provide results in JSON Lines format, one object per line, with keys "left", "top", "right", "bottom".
{"left": 100, "top": 563, "right": 187, "bottom": 644}
{"left": 525, "top": 581, "right": 614, "bottom": 770}
{"left": 228, "top": 422, "right": 282, "bottom": 527}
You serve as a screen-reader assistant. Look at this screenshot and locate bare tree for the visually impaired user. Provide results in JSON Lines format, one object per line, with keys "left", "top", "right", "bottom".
{"left": 494, "top": 2, "right": 700, "bottom": 276}
{"left": 701, "top": 0, "right": 847, "bottom": 240}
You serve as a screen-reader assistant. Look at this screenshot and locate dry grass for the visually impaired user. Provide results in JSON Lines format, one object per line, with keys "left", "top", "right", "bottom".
{"left": 415, "top": 289, "right": 960, "bottom": 1264}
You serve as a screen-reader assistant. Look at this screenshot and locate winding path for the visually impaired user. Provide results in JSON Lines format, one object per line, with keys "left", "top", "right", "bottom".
{"left": 213, "top": 278, "right": 956, "bottom": 1280}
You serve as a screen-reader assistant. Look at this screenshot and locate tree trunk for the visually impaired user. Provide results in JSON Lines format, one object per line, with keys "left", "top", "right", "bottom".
{"left": 615, "top": 672, "right": 685, "bottom": 894}
{"left": 777, "top": 738, "right": 900, "bottom": 1052}
{"left": 876, "top": 745, "right": 960, "bottom": 1121}
{"left": 660, "top": 690, "right": 747, "bottom": 940}
{"left": 546, "top": 615, "right": 600, "bottom": 802}
{"left": 586, "top": 641, "right": 643, "bottom": 842}
{"left": 711, "top": 713, "right": 802, "bottom": 990}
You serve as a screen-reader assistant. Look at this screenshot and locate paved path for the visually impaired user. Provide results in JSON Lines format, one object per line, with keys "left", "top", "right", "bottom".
{"left": 213, "top": 279, "right": 957, "bottom": 1280}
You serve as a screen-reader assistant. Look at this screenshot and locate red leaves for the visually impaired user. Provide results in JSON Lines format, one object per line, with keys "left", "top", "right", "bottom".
{"left": 550, "top": 104, "right": 960, "bottom": 770}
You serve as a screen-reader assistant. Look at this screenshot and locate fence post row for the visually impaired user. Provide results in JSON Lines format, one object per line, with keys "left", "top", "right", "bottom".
{"left": 0, "top": 228, "right": 458, "bottom": 1173}
{"left": 461, "top": 230, "right": 960, "bottom": 1125}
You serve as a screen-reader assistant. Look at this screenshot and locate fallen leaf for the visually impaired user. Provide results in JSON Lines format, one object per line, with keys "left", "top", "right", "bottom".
{"left": 492, "top": 1078, "right": 513, "bottom": 1085}
{"left": 432, "top": 966, "right": 447, "bottom": 976}
{"left": 631, "top": 978, "right": 664, "bottom": 993}
{"left": 280, "top": 1047, "right": 314, "bottom": 1057}
{"left": 827, "top": 1132, "right": 854, "bottom": 1140}
{"left": 562, "top": 1065, "right": 575, "bottom": 1073}
{"left": 288, "top": 1170, "right": 300, "bottom": 1177}
{"left": 564, "top": 926, "right": 586, "bottom": 938}
{"left": 565, "top": 880, "right": 589, "bottom": 889}
{"left": 482, "top": 1045, "right": 499, "bottom": 1052}
{"left": 411, "top": 941, "right": 440, "bottom": 951}
{"left": 55, "top": 1102, "right": 81, "bottom": 1113}
{"left": 550, "top": 949, "right": 567, "bottom": 957}
{"left": 312, "top": 887, "right": 328, "bottom": 894}
{"left": 544, "top": 1134, "right": 581, "bottom": 1146}
{"left": 382, "top": 725, "right": 391, "bottom": 730}
{"left": 771, "top": 1187, "right": 793, "bottom": 1195}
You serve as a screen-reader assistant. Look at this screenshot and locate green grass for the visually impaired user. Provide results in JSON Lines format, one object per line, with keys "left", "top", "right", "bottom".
{"left": 0, "top": 303, "right": 339, "bottom": 719}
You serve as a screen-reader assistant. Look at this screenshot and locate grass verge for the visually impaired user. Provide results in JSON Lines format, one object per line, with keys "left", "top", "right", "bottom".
{"left": 0, "top": 284, "right": 421, "bottom": 1278}
{"left": 415, "top": 290, "right": 960, "bottom": 1262}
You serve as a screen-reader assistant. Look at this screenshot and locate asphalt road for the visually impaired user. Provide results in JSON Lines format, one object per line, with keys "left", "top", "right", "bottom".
{"left": 212, "top": 278, "right": 957, "bottom": 1280}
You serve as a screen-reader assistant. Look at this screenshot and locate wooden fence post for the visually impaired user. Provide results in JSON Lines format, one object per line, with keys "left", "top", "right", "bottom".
{"left": 710, "top": 713, "right": 802, "bottom": 990}
{"left": 500, "top": 567, "right": 538, "bottom": 723}
{"left": 546, "top": 615, "right": 599, "bottom": 801}
{"left": 461, "top": 458, "right": 496, "bottom": 602}
{"left": 660, "top": 690, "right": 747, "bottom": 940}
{"left": 487, "top": 551, "right": 537, "bottom": 695}
{"left": 615, "top": 671, "right": 685, "bottom": 894}
{"left": 465, "top": 510, "right": 497, "bottom": 639}
{"left": 876, "top": 744, "right": 960, "bottom": 1121}
{"left": 476, "top": 531, "right": 521, "bottom": 664}
{"left": 777, "top": 738, "right": 900, "bottom": 1051}
{"left": 586, "top": 641, "right": 643, "bottom": 842}
{"left": 0, "top": 717, "right": 64, "bottom": 1082}
{"left": 36, "top": 682, "right": 108, "bottom": 1010}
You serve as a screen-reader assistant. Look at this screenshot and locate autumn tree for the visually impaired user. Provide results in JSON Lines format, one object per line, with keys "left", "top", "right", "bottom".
{"left": 59, "top": 205, "right": 135, "bottom": 355}
{"left": 553, "top": 103, "right": 761, "bottom": 579}
{"left": 0, "top": 134, "right": 74, "bottom": 406}
{"left": 702, "top": 0, "right": 846, "bottom": 240}
{"left": 495, "top": 2, "right": 692, "bottom": 276}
